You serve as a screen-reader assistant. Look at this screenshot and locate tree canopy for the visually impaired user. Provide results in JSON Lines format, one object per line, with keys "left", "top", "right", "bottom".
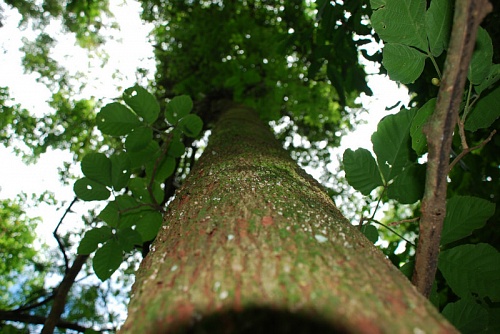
{"left": 0, "top": 0, "right": 499, "bottom": 333}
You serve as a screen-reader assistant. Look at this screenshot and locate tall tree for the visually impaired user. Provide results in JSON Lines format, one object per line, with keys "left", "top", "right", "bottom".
{"left": 120, "top": 103, "right": 456, "bottom": 332}
{"left": 0, "top": 0, "right": 498, "bottom": 333}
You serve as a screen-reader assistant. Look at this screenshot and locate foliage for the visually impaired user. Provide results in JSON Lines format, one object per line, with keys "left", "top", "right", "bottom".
{"left": 73, "top": 87, "right": 202, "bottom": 281}
{"left": 0, "top": 197, "right": 43, "bottom": 309}
{"left": 343, "top": 0, "right": 499, "bottom": 332}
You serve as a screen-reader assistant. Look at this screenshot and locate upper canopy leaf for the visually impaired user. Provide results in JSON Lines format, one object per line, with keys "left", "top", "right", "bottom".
{"left": 123, "top": 85, "right": 160, "bottom": 124}
{"left": 97, "top": 102, "right": 142, "bottom": 136}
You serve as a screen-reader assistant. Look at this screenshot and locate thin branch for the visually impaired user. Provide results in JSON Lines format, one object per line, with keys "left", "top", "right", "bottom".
{"left": 0, "top": 310, "right": 86, "bottom": 332}
{"left": 448, "top": 129, "right": 496, "bottom": 172}
{"left": 389, "top": 217, "right": 420, "bottom": 226}
{"left": 368, "top": 219, "right": 416, "bottom": 248}
{"left": 412, "top": 0, "right": 492, "bottom": 298}
{"left": 53, "top": 196, "right": 79, "bottom": 273}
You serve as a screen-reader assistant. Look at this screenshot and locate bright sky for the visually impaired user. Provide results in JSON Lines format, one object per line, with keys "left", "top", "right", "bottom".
{"left": 0, "top": 1, "right": 409, "bottom": 246}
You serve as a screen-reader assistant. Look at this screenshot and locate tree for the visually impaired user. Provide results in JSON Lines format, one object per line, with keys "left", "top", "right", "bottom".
{"left": 0, "top": 0, "right": 498, "bottom": 333}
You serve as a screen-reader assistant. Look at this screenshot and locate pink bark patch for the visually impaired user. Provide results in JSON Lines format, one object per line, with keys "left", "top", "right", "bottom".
{"left": 261, "top": 216, "right": 274, "bottom": 226}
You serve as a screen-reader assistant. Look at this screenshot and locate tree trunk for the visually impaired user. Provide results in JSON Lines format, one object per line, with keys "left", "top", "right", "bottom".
{"left": 120, "top": 103, "right": 456, "bottom": 333}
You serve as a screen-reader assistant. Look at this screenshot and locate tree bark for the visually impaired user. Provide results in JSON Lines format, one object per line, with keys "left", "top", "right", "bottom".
{"left": 120, "top": 103, "right": 456, "bottom": 333}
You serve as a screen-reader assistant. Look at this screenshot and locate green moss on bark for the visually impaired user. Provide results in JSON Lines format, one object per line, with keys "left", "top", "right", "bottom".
{"left": 120, "top": 103, "right": 457, "bottom": 334}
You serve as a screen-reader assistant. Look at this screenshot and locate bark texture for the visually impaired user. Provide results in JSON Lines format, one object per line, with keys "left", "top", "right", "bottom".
{"left": 120, "top": 103, "right": 456, "bottom": 333}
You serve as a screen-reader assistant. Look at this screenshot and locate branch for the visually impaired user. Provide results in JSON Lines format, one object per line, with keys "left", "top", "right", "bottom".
{"left": 448, "top": 129, "right": 496, "bottom": 172}
{"left": 412, "top": 0, "right": 492, "bottom": 297}
{"left": 0, "top": 310, "right": 87, "bottom": 332}
{"left": 41, "top": 254, "right": 89, "bottom": 334}
{"left": 53, "top": 197, "right": 79, "bottom": 272}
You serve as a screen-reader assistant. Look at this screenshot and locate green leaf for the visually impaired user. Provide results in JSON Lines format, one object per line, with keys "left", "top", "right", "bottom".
{"left": 168, "top": 139, "right": 186, "bottom": 158}
{"left": 123, "top": 85, "right": 160, "bottom": 124}
{"left": 81, "top": 153, "right": 112, "bottom": 186}
{"left": 439, "top": 243, "right": 500, "bottom": 302}
{"left": 128, "top": 140, "right": 161, "bottom": 169}
{"left": 441, "top": 196, "right": 495, "bottom": 245}
{"left": 93, "top": 239, "right": 123, "bottom": 281}
{"left": 343, "top": 148, "right": 383, "bottom": 195}
{"left": 74, "top": 177, "right": 110, "bottom": 201}
{"left": 372, "top": 108, "right": 417, "bottom": 182}
{"left": 135, "top": 211, "right": 163, "bottom": 241}
{"left": 400, "top": 261, "right": 414, "bottom": 279}
{"left": 410, "top": 99, "right": 435, "bottom": 155}
{"left": 98, "top": 201, "right": 120, "bottom": 228}
{"left": 474, "top": 64, "right": 500, "bottom": 94}
{"left": 146, "top": 155, "right": 176, "bottom": 182}
{"left": 360, "top": 224, "right": 378, "bottom": 244}
{"left": 465, "top": 85, "right": 500, "bottom": 131}
{"left": 371, "top": 0, "right": 427, "bottom": 51}
{"left": 243, "top": 69, "right": 261, "bottom": 85}
{"left": 178, "top": 114, "right": 203, "bottom": 138}
{"left": 110, "top": 153, "right": 131, "bottom": 191}
{"left": 117, "top": 227, "right": 143, "bottom": 252}
{"left": 442, "top": 299, "right": 489, "bottom": 333}
{"left": 387, "top": 163, "right": 424, "bottom": 204}
{"left": 97, "top": 102, "right": 141, "bottom": 136}
{"left": 165, "top": 95, "right": 193, "bottom": 124}
{"left": 77, "top": 226, "right": 113, "bottom": 255}
{"left": 382, "top": 43, "right": 427, "bottom": 84}
{"left": 129, "top": 178, "right": 164, "bottom": 204}
{"left": 125, "top": 126, "right": 153, "bottom": 152}
{"left": 468, "top": 27, "right": 493, "bottom": 85}
{"left": 425, "top": 0, "right": 452, "bottom": 57}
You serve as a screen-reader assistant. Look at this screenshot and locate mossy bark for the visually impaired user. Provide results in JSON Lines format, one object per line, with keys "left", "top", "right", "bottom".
{"left": 120, "top": 103, "right": 457, "bottom": 333}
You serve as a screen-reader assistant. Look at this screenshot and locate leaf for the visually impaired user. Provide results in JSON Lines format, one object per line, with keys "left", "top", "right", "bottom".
{"left": 343, "top": 148, "right": 383, "bottom": 195}
{"left": 74, "top": 177, "right": 110, "bottom": 201}
{"left": 117, "top": 227, "right": 143, "bottom": 252}
{"left": 465, "top": 85, "right": 500, "bottom": 131}
{"left": 165, "top": 95, "right": 193, "bottom": 124}
{"left": 439, "top": 243, "right": 500, "bottom": 302}
{"left": 371, "top": 0, "right": 427, "bottom": 51}
{"left": 243, "top": 69, "right": 261, "bottom": 85}
{"left": 387, "top": 163, "right": 424, "bottom": 204}
{"left": 110, "top": 153, "right": 131, "bottom": 191}
{"left": 441, "top": 196, "right": 495, "bottom": 245}
{"left": 474, "top": 63, "right": 500, "bottom": 94}
{"left": 129, "top": 178, "right": 164, "bottom": 204}
{"left": 442, "top": 299, "right": 489, "bottom": 333}
{"left": 425, "top": 0, "right": 452, "bottom": 57}
{"left": 125, "top": 126, "right": 153, "bottom": 152}
{"left": 360, "top": 224, "right": 378, "bottom": 244}
{"left": 372, "top": 108, "right": 417, "bottom": 182}
{"left": 146, "top": 155, "right": 176, "bottom": 182}
{"left": 135, "top": 211, "right": 163, "bottom": 241}
{"left": 178, "top": 114, "right": 203, "bottom": 138}
{"left": 81, "top": 153, "right": 112, "bottom": 186}
{"left": 93, "top": 239, "right": 123, "bottom": 281}
{"left": 382, "top": 43, "right": 427, "bottom": 84}
{"left": 97, "top": 102, "right": 142, "bottom": 136}
{"left": 98, "top": 201, "right": 120, "bottom": 228}
{"left": 123, "top": 85, "right": 160, "bottom": 124}
{"left": 128, "top": 140, "right": 161, "bottom": 169}
{"left": 168, "top": 139, "right": 186, "bottom": 158}
{"left": 410, "top": 99, "right": 435, "bottom": 155}
{"left": 468, "top": 27, "right": 493, "bottom": 85}
{"left": 77, "top": 226, "right": 113, "bottom": 255}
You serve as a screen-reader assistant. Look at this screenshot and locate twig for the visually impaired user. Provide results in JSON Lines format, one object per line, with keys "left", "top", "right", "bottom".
{"left": 389, "top": 217, "right": 420, "bottom": 226}
{"left": 448, "top": 129, "right": 496, "bottom": 172}
{"left": 53, "top": 197, "right": 79, "bottom": 273}
{"left": 412, "top": 0, "right": 492, "bottom": 297}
